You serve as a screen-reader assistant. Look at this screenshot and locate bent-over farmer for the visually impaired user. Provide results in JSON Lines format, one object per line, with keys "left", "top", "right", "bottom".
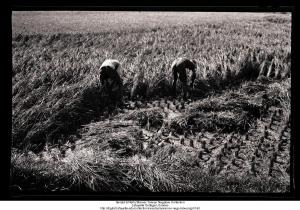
{"left": 171, "top": 57, "right": 197, "bottom": 99}
{"left": 99, "top": 59, "right": 123, "bottom": 105}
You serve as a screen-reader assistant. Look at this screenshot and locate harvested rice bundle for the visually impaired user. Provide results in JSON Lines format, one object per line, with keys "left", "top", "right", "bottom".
{"left": 80, "top": 120, "right": 144, "bottom": 157}
{"left": 169, "top": 109, "right": 253, "bottom": 135}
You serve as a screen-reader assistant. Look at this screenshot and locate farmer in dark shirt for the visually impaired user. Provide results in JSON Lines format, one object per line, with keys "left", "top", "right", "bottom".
{"left": 99, "top": 59, "right": 123, "bottom": 105}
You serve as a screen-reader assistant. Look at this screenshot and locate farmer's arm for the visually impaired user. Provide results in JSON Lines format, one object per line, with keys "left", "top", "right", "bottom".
{"left": 172, "top": 66, "right": 178, "bottom": 94}
{"left": 190, "top": 68, "right": 196, "bottom": 88}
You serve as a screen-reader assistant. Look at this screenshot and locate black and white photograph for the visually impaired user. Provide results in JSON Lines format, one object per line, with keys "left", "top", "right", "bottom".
{"left": 10, "top": 9, "right": 292, "bottom": 196}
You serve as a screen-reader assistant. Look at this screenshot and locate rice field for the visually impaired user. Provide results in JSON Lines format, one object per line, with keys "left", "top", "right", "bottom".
{"left": 11, "top": 11, "right": 291, "bottom": 193}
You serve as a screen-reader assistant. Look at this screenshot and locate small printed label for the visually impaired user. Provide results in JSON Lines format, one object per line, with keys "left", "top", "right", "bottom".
{"left": 99, "top": 201, "right": 201, "bottom": 210}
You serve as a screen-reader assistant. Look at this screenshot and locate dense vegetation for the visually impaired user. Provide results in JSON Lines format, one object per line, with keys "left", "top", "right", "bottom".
{"left": 11, "top": 12, "right": 291, "bottom": 193}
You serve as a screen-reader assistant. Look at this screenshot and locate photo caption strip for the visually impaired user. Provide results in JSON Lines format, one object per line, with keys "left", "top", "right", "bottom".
{"left": 99, "top": 201, "right": 201, "bottom": 210}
